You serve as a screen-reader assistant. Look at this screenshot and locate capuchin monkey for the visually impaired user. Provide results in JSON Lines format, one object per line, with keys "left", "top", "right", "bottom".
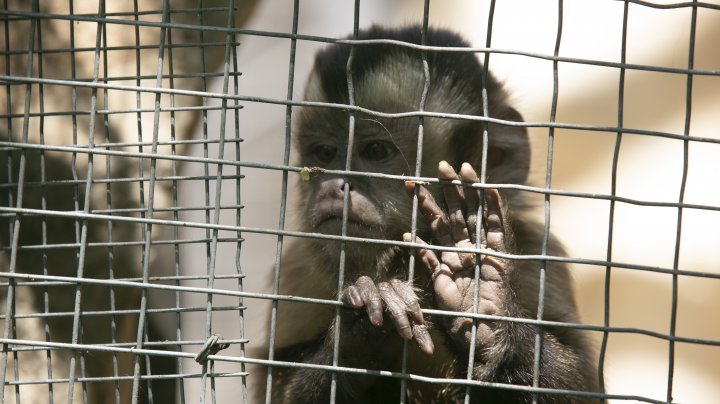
{"left": 259, "top": 25, "right": 598, "bottom": 403}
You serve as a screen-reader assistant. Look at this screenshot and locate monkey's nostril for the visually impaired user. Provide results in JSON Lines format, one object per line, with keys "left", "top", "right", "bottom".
{"left": 340, "top": 181, "right": 354, "bottom": 192}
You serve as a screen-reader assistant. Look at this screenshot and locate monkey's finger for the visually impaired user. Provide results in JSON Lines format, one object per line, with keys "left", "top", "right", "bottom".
{"left": 459, "top": 163, "right": 482, "bottom": 245}
{"left": 403, "top": 233, "right": 459, "bottom": 295}
{"left": 403, "top": 234, "right": 462, "bottom": 310}
{"left": 484, "top": 189, "right": 506, "bottom": 253}
{"left": 378, "top": 282, "right": 413, "bottom": 340}
{"left": 404, "top": 233, "right": 450, "bottom": 277}
{"left": 438, "top": 161, "right": 470, "bottom": 243}
{"left": 344, "top": 285, "right": 364, "bottom": 308}
{"left": 389, "top": 279, "right": 424, "bottom": 325}
{"left": 411, "top": 185, "right": 454, "bottom": 247}
{"left": 356, "top": 276, "right": 384, "bottom": 327}
{"left": 412, "top": 323, "right": 435, "bottom": 356}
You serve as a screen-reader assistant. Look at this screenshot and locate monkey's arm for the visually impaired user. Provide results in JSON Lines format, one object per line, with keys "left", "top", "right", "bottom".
{"left": 405, "top": 162, "right": 590, "bottom": 400}
{"left": 270, "top": 249, "right": 433, "bottom": 403}
{"left": 272, "top": 297, "right": 419, "bottom": 403}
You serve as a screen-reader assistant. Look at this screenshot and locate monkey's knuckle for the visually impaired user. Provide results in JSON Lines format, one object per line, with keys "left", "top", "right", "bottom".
{"left": 357, "top": 275, "right": 373, "bottom": 284}
{"left": 389, "top": 278, "right": 410, "bottom": 290}
{"left": 377, "top": 282, "right": 391, "bottom": 292}
{"left": 368, "top": 297, "right": 383, "bottom": 306}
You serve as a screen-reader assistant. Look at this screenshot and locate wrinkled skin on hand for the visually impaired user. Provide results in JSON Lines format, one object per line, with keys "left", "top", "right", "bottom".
{"left": 403, "top": 161, "right": 511, "bottom": 350}
{"left": 342, "top": 276, "right": 434, "bottom": 355}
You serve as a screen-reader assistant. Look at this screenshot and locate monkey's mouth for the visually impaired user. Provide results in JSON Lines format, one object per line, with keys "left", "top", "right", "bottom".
{"left": 315, "top": 215, "right": 381, "bottom": 235}
{"left": 311, "top": 199, "right": 385, "bottom": 237}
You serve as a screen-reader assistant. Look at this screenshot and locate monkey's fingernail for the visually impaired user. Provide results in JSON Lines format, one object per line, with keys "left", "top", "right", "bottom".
{"left": 404, "top": 181, "right": 428, "bottom": 195}
{"left": 407, "top": 307, "right": 424, "bottom": 325}
{"left": 369, "top": 312, "right": 383, "bottom": 327}
{"left": 459, "top": 163, "right": 478, "bottom": 179}
{"left": 412, "top": 324, "right": 434, "bottom": 355}
{"left": 419, "top": 338, "right": 434, "bottom": 356}
{"left": 437, "top": 160, "right": 455, "bottom": 178}
{"left": 347, "top": 287, "right": 363, "bottom": 308}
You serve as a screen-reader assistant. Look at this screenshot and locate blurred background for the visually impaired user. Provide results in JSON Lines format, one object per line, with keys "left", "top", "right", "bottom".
{"left": 176, "top": 0, "right": 720, "bottom": 402}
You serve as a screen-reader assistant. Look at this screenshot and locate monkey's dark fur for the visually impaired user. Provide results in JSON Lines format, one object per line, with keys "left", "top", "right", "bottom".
{"left": 259, "top": 25, "right": 599, "bottom": 403}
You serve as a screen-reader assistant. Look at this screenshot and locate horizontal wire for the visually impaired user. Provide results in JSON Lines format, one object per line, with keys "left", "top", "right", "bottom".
{"left": 2, "top": 9, "right": 720, "bottom": 77}
{"left": 0, "top": 174, "right": 245, "bottom": 191}
{"left": 4, "top": 370, "right": 249, "bottom": 387}
{"left": 2, "top": 141, "right": 719, "bottom": 214}
{"left": 0, "top": 237, "right": 248, "bottom": 252}
{"left": 1, "top": 41, "right": 237, "bottom": 56}
{"left": 2, "top": 205, "right": 719, "bottom": 280}
{"left": 0, "top": 103, "right": 244, "bottom": 121}
{"left": 6, "top": 338, "right": 247, "bottom": 353}
{"left": 0, "top": 338, "right": 674, "bottom": 403}
{"left": 2, "top": 75, "right": 719, "bottom": 146}
{"left": 0, "top": 304, "right": 246, "bottom": 321}
{"left": 0, "top": 270, "right": 718, "bottom": 348}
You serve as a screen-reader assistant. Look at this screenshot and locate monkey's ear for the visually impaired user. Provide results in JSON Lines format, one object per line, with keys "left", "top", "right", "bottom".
{"left": 460, "top": 106, "right": 530, "bottom": 185}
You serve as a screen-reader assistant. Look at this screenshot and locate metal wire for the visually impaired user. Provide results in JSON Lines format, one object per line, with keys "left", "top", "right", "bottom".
{"left": 1, "top": 1, "right": 718, "bottom": 403}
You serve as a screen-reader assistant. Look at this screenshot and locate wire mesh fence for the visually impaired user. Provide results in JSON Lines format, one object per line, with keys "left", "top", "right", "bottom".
{"left": 1, "top": 0, "right": 719, "bottom": 403}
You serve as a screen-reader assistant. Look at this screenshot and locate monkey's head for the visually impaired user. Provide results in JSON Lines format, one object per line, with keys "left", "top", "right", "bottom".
{"left": 294, "top": 25, "right": 530, "bottom": 261}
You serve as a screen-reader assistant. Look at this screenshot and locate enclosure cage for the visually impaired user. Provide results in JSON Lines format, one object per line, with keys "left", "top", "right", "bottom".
{"left": 1, "top": 0, "right": 720, "bottom": 403}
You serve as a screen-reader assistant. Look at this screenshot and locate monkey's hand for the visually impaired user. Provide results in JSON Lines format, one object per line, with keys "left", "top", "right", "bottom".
{"left": 342, "top": 276, "right": 435, "bottom": 355}
{"left": 403, "top": 161, "right": 511, "bottom": 351}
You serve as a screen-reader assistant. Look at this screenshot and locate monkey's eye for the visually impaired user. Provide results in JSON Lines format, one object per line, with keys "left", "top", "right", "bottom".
{"left": 311, "top": 144, "right": 337, "bottom": 163}
{"left": 360, "top": 142, "right": 394, "bottom": 162}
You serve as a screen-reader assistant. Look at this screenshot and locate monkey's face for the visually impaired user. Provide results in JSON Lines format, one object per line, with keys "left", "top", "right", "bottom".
{"left": 292, "top": 41, "right": 531, "bottom": 265}
{"left": 295, "top": 109, "right": 422, "bottom": 244}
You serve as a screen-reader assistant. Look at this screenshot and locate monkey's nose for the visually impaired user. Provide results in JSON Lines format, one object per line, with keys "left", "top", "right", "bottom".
{"left": 320, "top": 178, "right": 354, "bottom": 199}
{"left": 340, "top": 181, "right": 354, "bottom": 192}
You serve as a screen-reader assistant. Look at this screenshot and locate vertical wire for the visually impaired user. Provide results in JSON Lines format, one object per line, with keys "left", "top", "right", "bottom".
{"left": 469, "top": 0, "right": 497, "bottom": 402}
{"left": 65, "top": 0, "right": 83, "bottom": 397}
{"left": 143, "top": 332, "right": 155, "bottom": 404}
{"left": 100, "top": 11, "right": 122, "bottom": 404}
{"left": 129, "top": 1, "right": 170, "bottom": 401}
{"left": 0, "top": 1, "right": 37, "bottom": 402}
{"left": 131, "top": 1, "right": 149, "bottom": 398}
{"left": 401, "top": 3, "right": 431, "bottom": 403}
{"left": 200, "top": 1, "right": 238, "bottom": 403}
{"left": 71, "top": 1, "right": 90, "bottom": 403}
{"left": 229, "top": 7, "right": 249, "bottom": 402}
{"left": 0, "top": 2, "right": 14, "bottom": 397}
{"left": 192, "top": 3, "right": 215, "bottom": 399}
{"left": 599, "top": 1, "right": 629, "bottom": 396}
{"left": 532, "top": 1, "right": 563, "bottom": 402}
{"left": 139, "top": 7, "right": 156, "bottom": 402}
{"left": 11, "top": 5, "right": 40, "bottom": 397}
{"left": 34, "top": 6, "right": 56, "bottom": 403}
{"left": 264, "top": 0, "right": 299, "bottom": 401}
{"left": 667, "top": 1, "right": 697, "bottom": 402}
{"left": 0, "top": 13, "right": 13, "bottom": 398}
{"left": 131, "top": 0, "right": 148, "bottom": 295}
{"left": 67, "top": 3, "right": 83, "bottom": 359}
{"left": 65, "top": 0, "right": 104, "bottom": 401}
{"left": 164, "top": 10, "right": 187, "bottom": 404}
{"left": 128, "top": 1, "right": 153, "bottom": 395}
{"left": 329, "top": 3, "right": 360, "bottom": 402}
